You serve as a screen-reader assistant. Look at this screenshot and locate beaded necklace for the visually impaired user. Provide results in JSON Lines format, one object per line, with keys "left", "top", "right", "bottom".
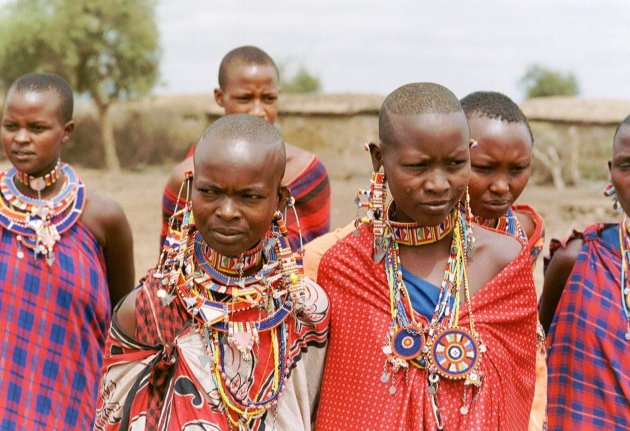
{"left": 474, "top": 207, "right": 526, "bottom": 242}
{"left": 387, "top": 201, "right": 456, "bottom": 246}
{"left": 15, "top": 161, "right": 61, "bottom": 192}
{"left": 616, "top": 217, "right": 630, "bottom": 341}
{"left": 158, "top": 201, "right": 306, "bottom": 429}
{"left": 0, "top": 162, "right": 84, "bottom": 265}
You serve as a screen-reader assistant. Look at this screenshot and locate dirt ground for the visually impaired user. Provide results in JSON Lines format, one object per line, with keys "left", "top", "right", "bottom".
{"left": 77, "top": 165, "right": 616, "bottom": 294}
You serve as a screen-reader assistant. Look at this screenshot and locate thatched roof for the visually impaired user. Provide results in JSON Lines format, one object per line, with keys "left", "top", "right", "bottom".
{"left": 107, "top": 93, "right": 385, "bottom": 116}
{"left": 277, "top": 93, "right": 383, "bottom": 115}
{"left": 520, "top": 97, "right": 630, "bottom": 125}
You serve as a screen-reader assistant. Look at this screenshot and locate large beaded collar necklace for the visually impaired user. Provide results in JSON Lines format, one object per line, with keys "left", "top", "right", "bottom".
{"left": 0, "top": 162, "right": 84, "bottom": 265}
{"left": 616, "top": 217, "right": 630, "bottom": 341}
{"left": 356, "top": 171, "right": 485, "bottom": 425}
{"left": 156, "top": 187, "right": 306, "bottom": 428}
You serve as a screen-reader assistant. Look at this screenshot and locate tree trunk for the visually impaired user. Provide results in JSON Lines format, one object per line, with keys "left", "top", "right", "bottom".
{"left": 532, "top": 144, "right": 565, "bottom": 190}
{"left": 567, "top": 126, "right": 581, "bottom": 186}
{"left": 97, "top": 104, "right": 121, "bottom": 172}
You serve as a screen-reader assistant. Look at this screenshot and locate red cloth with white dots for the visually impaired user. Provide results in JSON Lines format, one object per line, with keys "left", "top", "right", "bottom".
{"left": 315, "top": 224, "right": 537, "bottom": 431}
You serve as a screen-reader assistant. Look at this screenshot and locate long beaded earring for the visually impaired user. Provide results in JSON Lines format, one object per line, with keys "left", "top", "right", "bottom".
{"left": 355, "top": 170, "right": 387, "bottom": 262}
{"left": 155, "top": 170, "right": 194, "bottom": 306}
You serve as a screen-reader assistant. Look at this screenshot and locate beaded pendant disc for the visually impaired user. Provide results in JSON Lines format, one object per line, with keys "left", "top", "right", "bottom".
{"left": 391, "top": 324, "right": 425, "bottom": 360}
{"left": 428, "top": 327, "right": 481, "bottom": 379}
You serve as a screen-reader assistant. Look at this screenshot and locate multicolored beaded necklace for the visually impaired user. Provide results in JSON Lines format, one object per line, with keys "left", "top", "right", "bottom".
{"left": 156, "top": 193, "right": 306, "bottom": 429}
{"left": 356, "top": 172, "right": 485, "bottom": 428}
{"left": 0, "top": 162, "right": 84, "bottom": 265}
{"left": 474, "top": 207, "right": 527, "bottom": 242}
{"left": 616, "top": 217, "right": 630, "bottom": 341}
{"left": 15, "top": 161, "right": 62, "bottom": 192}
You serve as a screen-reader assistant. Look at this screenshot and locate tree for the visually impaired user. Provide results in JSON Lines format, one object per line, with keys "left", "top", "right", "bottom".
{"left": 519, "top": 64, "right": 579, "bottom": 99}
{"left": 281, "top": 66, "right": 322, "bottom": 94}
{"left": 0, "top": 0, "right": 160, "bottom": 171}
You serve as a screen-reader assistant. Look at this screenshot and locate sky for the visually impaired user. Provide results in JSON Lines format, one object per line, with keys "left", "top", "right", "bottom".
{"left": 1, "top": 1, "right": 628, "bottom": 102}
{"left": 155, "top": 0, "right": 630, "bottom": 102}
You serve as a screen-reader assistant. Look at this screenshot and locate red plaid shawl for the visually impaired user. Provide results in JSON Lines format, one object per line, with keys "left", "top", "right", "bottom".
{"left": 546, "top": 224, "right": 630, "bottom": 430}
{"left": 315, "top": 224, "right": 537, "bottom": 431}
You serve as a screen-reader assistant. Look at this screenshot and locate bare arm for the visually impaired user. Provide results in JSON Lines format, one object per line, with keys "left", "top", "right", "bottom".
{"left": 114, "top": 288, "right": 139, "bottom": 338}
{"left": 515, "top": 210, "right": 536, "bottom": 240}
{"left": 82, "top": 190, "right": 135, "bottom": 309}
{"left": 539, "top": 238, "right": 583, "bottom": 333}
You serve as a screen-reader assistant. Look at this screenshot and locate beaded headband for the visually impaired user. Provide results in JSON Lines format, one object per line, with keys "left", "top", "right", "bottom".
{"left": 15, "top": 161, "right": 61, "bottom": 192}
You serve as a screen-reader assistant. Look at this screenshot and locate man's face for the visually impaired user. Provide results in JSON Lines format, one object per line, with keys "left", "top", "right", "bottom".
{"left": 214, "top": 63, "right": 279, "bottom": 124}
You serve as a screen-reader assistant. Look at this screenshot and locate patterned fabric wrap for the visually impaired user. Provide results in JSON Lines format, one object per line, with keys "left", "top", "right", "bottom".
{"left": 94, "top": 271, "right": 330, "bottom": 431}
{"left": 160, "top": 155, "right": 331, "bottom": 250}
{"left": 0, "top": 222, "right": 109, "bottom": 430}
{"left": 315, "top": 224, "right": 538, "bottom": 431}
{"left": 546, "top": 224, "right": 630, "bottom": 431}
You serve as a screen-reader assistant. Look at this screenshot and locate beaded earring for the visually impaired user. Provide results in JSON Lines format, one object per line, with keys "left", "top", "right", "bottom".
{"left": 155, "top": 170, "right": 194, "bottom": 306}
{"left": 605, "top": 182, "right": 622, "bottom": 213}
{"left": 463, "top": 188, "right": 476, "bottom": 257}
{"left": 355, "top": 170, "right": 387, "bottom": 262}
{"left": 284, "top": 194, "right": 304, "bottom": 252}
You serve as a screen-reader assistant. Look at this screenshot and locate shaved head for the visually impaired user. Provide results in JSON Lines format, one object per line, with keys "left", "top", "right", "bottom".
{"left": 194, "top": 113, "right": 286, "bottom": 183}
{"left": 461, "top": 91, "right": 533, "bottom": 142}
{"left": 614, "top": 114, "right": 630, "bottom": 146}
{"left": 218, "top": 46, "right": 279, "bottom": 89}
{"left": 8, "top": 72, "right": 74, "bottom": 123}
{"left": 379, "top": 82, "right": 464, "bottom": 146}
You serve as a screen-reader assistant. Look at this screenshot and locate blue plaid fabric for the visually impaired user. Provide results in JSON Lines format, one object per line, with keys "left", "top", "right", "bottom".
{"left": 0, "top": 222, "right": 109, "bottom": 430}
{"left": 546, "top": 224, "right": 630, "bottom": 430}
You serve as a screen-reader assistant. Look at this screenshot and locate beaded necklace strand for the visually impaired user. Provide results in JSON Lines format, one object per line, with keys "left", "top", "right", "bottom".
{"left": 474, "top": 207, "right": 527, "bottom": 242}
{"left": 617, "top": 217, "right": 630, "bottom": 341}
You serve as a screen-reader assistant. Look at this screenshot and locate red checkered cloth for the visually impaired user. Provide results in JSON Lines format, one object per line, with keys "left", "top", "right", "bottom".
{"left": 546, "top": 224, "right": 630, "bottom": 430}
{"left": 0, "top": 222, "right": 109, "bottom": 430}
{"left": 160, "top": 155, "right": 331, "bottom": 251}
{"left": 315, "top": 224, "right": 537, "bottom": 431}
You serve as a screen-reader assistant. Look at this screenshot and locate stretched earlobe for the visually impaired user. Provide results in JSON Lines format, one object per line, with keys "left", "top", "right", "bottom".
{"left": 62, "top": 121, "right": 75, "bottom": 145}
{"left": 214, "top": 88, "right": 224, "bottom": 107}
{"left": 368, "top": 141, "right": 383, "bottom": 172}
{"left": 278, "top": 186, "right": 291, "bottom": 211}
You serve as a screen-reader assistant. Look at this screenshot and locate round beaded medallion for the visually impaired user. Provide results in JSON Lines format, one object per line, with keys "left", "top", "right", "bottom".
{"left": 391, "top": 324, "right": 425, "bottom": 360}
{"left": 428, "top": 327, "right": 481, "bottom": 379}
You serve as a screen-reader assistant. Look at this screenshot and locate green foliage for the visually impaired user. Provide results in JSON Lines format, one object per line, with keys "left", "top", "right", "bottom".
{"left": 281, "top": 66, "right": 322, "bottom": 94}
{"left": 519, "top": 64, "right": 580, "bottom": 99}
{"left": 0, "top": 0, "right": 160, "bottom": 109}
